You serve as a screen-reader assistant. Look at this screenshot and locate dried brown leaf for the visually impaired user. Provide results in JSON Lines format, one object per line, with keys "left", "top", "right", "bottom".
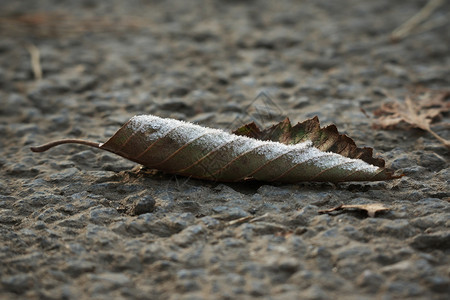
{"left": 319, "top": 203, "right": 390, "bottom": 217}
{"left": 31, "top": 114, "right": 400, "bottom": 183}
{"left": 373, "top": 91, "right": 450, "bottom": 148}
{"left": 233, "top": 116, "right": 386, "bottom": 168}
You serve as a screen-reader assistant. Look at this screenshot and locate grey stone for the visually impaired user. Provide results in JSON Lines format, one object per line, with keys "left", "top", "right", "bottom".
{"left": 212, "top": 206, "right": 249, "bottom": 221}
{"left": 1, "top": 274, "right": 35, "bottom": 294}
{"left": 220, "top": 238, "right": 246, "bottom": 249}
{"left": 278, "top": 77, "right": 297, "bottom": 88}
{"left": 198, "top": 216, "right": 221, "bottom": 229}
{"left": 86, "top": 272, "right": 131, "bottom": 295}
{"left": 340, "top": 225, "right": 368, "bottom": 242}
{"left": 159, "top": 99, "right": 195, "bottom": 116}
{"left": 378, "top": 220, "right": 417, "bottom": 239}
{"left": 65, "top": 243, "right": 86, "bottom": 255}
{"left": 176, "top": 269, "right": 206, "bottom": 280}
{"left": 131, "top": 195, "right": 156, "bottom": 216}
{"left": 32, "top": 207, "right": 65, "bottom": 223}
{"left": 415, "top": 198, "right": 448, "bottom": 211}
{"left": 290, "top": 205, "right": 319, "bottom": 226}
{"left": 301, "top": 58, "right": 337, "bottom": 70}
{"left": 64, "top": 260, "right": 96, "bottom": 277}
{"left": 171, "top": 224, "right": 207, "bottom": 247}
{"left": 410, "top": 214, "right": 449, "bottom": 229}
{"left": 269, "top": 257, "right": 300, "bottom": 274}
{"left": 72, "top": 75, "right": 98, "bottom": 92}
{"left": 55, "top": 215, "right": 86, "bottom": 229}
{"left": 177, "top": 200, "right": 201, "bottom": 214}
{"left": 296, "top": 85, "right": 329, "bottom": 97}
{"left": 48, "top": 168, "right": 81, "bottom": 182}
{"left": 229, "top": 67, "right": 249, "bottom": 78}
{"left": 168, "top": 86, "right": 190, "bottom": 97}
{"left": 148, "top": 213, "right": 196, "bottom": 237}
{"left": 71, "top": 150, "right": 96, "bottom": 162}
{"left": 5, "top": 161, "right": 39, "bottom": 176}
{"left": 385, "top": 280, "right": 425, "bottom": 297}
{"left": 336, "top": 244, "right": 373, "bottom": 261}
{"left": 410, "top": 231, "right": 450, "bottom": 250}
{"left": 257, "top": 185, "right": 292, "bottom": 199}
{"left": 249, "top": 280, "right": 268, "bottom": 296}
{"left": 356, "top": 270, "right": 384, "bottom": 293}
{"left": 391, "top": 154, "right": 416, "bottom": 170}
{"left": 418, "top": 152, "right": 447, "bottom": 171}
{"left": 28, "top": 80, "right": 70, "bottom": 98}
{"left": 289, "top": 96, "right": 310, "bottom": 109}
{"left": 300, "top": 284, "right": 329, "bottom": 300}
{"left": 424, "top": 275, "right": 450, "bottom": 294}
{"left": 0, "top": 209, "right": 21, "bottom": 225}
{"left": 176, "top": 280, "right": 200, "bottom": 293}
{"left": 1, "top": 94, "right": 28, "bottom": 115}
{"left": 33, "top": 220, "right": 47, "bottom": 230}
{"left": 245, "top": 222, "right": 288, "bottom": 236}
{"left": 89, "top": 206, "right": 120, "bottom": 224}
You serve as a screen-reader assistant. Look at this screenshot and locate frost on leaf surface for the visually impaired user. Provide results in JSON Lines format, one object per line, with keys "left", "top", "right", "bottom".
{"left": 31, "top": 114, "right": 400, "bottom": 183}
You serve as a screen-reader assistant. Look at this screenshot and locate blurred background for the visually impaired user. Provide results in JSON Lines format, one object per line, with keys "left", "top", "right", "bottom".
{"left": 1, "top": 0, "right": 448, "bottom": 136}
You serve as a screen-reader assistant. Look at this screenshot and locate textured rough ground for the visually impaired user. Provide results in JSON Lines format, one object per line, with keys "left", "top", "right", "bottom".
{"left": 1, "top": 0, "right": 449, "bottom": 299}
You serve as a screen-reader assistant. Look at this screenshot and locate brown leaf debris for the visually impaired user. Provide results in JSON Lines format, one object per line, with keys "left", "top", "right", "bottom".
{"left": 234, "top": 116, "right": 386, "bottom": 168}
{"left": 373, "top": 90, "right": 450, "bottom": 149}
{"left": 319, "top": 203, "right": 390, "bottom": 217}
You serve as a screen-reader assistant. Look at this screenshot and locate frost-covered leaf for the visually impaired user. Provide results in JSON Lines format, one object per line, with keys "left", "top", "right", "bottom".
{"left": 31, "top": 114, "right": 400, "bottom": 183}
{"left": 233, "top": 117, "right": 385, "bottom": 167}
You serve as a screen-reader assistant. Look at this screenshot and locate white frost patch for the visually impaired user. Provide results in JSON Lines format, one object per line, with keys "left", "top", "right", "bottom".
{"left": 166, "top": 123, "right": 205, "bottom": 144}
{"left": 254, "top": 142, "right": 294, "bottom": 160}
{"left": 127, "top": 114, "right": 379, "bottom": 174}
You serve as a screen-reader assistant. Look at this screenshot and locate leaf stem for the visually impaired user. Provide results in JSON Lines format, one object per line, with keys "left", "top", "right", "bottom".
{"left": 30, "top": 139, "right": 102, "bottom": 152}
{"left": 426, "top": 128, "right": 450, "bottom": 149}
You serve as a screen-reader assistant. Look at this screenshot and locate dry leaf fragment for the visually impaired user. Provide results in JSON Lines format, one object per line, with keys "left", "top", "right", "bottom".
{"left": 373, "top": 91, "right": 450, "bottom": 148}
{"left": 31, "top": 114, "right": 400, "bottom": 183}
{"left": 233, "top": 116, "right": 386, "bottom": 167}
{"left": 319, "top": 203, "right": 390, "bottom": 217}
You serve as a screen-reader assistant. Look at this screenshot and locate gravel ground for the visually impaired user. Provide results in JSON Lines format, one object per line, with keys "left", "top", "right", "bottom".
{"left": 1, "top": 0, "right": 449, "bottom": 299}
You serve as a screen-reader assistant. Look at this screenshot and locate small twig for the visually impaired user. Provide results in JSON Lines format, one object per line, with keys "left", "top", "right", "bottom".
{"left": 318, "top": 204, "right": 344, "bottom": 215}
{"left": 226, "top": 212, "right": 271, "bottom": 226}
{"left": 26, "top": 44, "right": 43, "bottom": 80}
{"left": 391, "top": 0, "right": 444, "bottom": 41}
{"left": 249, "top": 212, "right": 270, "bottom": 223}
{"left": 360, "top": 108, "right": 370, "bottom": 119}
{"left": 227, "top": 215, "right": 253, "bottom": 226}
{"left": 426, "top": 129, "right": 450, "bottom": 149}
